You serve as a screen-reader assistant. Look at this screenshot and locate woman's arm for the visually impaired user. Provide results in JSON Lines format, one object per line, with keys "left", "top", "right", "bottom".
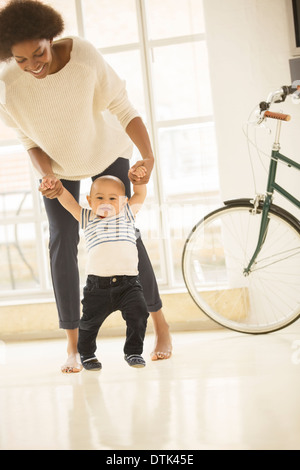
{"left": 126, "top": 117, "right": 155, "bottom": 185}
{"left": 28, "top": 147, "right": 53, "bottom": 176}
{"left": 28, "top": 147, "right": 63, "bottom": 198}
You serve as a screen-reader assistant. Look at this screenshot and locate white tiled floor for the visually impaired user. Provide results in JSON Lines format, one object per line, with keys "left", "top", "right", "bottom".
{"left": 1, "top": 323, "right": 300, "bottom": 450}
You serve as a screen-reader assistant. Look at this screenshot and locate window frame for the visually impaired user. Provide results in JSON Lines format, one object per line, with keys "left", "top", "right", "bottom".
{"left": 0, "top": 0, "right": 218, "bottom": 304}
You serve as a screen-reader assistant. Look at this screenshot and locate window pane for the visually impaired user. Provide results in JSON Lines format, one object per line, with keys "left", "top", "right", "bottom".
{"left": 104, "top": 51, "right": 146, "bottom": 119}
{"left": 47, "top": 0, "right": 78, "bottom": 36}
{"left": 82, "top": 0, "right": 139, "bottom": 48}
{"left": 157, "top": 123, "right": 221, "bottom": 285}
{"left": 0, "top": 120, "right": 18, "bottom": 141}
{"left": 146, "top": 0, "right": 205, "bottom": 40}
{"left": 0, "top": 59, "right": 18, "bottom": 140}
{"left": 0, "top": 223, "right": 39, "bottom": 291}
{"left": 0, "top": 149, "right": 33, "bottom": 218}
{"left": 158, "top": 123, "right": 220, "bottom": 200}
{"left": 136, "top": 199, "right": 164, "bottom": 281}
{"left": 141, "top": 238, "right": 164, "bottom": 281}
{"left": 168, "top": 188, "right": 222, "bottom": 284}
{"left": 152, "top": 42, "right": 213, "bottom": 121}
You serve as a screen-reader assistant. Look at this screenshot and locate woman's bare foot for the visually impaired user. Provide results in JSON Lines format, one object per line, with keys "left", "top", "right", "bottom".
{"left": 61, "top": 328, "right": 82, "bottom": 373}
{"left": 150, "top": 309, "right": 172, "bottom": 361}
{"left": 61, "top": 353, "right": 82, "bottom": 374}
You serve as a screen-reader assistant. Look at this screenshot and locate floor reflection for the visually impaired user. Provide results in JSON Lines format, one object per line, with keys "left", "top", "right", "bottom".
{"left": 1, "top": 327, "right": 300, "bottom": 450}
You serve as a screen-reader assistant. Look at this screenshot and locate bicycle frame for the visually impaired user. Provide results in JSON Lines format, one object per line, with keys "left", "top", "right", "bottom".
{"left": 244, "top": 119, "right": 300, "bottom": 275}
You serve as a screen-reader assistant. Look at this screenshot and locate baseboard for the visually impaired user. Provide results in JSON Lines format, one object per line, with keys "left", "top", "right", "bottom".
{"left": 0, "top": 292, "right": 222, "bottom": 342}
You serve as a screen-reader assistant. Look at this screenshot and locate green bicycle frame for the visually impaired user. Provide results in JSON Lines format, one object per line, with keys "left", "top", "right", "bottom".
{"left": 244, "top": 120, "right": 300, "bottom": 275}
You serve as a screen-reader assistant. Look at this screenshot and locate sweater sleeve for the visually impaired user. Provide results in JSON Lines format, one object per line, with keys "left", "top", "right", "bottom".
{"left": 0, "top": 103, "right": 37, "bottom": 150}
{"left": 15, "top": 128, "right": 38, "bottom": 150}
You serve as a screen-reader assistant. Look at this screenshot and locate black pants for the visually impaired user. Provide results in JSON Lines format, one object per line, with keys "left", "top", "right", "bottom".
{"left": 78, "top": 275, "right": 149, "bottom": 357}
{"left": 43, "top": 157, "right": 162, "bottom": 329}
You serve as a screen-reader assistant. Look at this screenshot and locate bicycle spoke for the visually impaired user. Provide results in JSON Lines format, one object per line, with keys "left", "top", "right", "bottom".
{"left": 251, "top": 248, "right": 300, "bottom": 272}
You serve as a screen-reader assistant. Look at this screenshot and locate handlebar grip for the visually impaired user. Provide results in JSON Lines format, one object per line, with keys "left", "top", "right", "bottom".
{"left": 264, "top": 111, "right": 291, "bottom": 121}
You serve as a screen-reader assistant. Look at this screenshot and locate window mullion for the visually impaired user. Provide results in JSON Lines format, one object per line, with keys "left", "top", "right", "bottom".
{"left": 149, "top": 33, "right": 206, "bottom": 48}
{"left": 75, "top": 0, "right": 85, "bottom": 37}
{"left": 157, "top": 115, "right": 214, "bottom": 128}
{"left": 29, "top": 166, "right": 49, "bottom": 292}
{"left": 136, "top": 0, "right": 175, "bottom": 288}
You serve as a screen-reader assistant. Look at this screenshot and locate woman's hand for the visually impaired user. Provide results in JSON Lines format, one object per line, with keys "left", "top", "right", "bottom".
{"left": 128, "top": 158, "right": 154, "bottom": 185}
{"left": 39, "top": 174, "right": 63, "bottom": 199}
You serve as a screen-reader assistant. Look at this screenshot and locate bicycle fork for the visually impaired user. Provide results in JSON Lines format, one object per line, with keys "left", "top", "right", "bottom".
{"left": 243, "top": 121, "right": 282, "bottom": 275}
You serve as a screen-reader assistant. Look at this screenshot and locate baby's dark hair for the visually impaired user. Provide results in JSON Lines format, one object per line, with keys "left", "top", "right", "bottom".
{"left": 0, "top": 0, "right": 64, "bottom": 61}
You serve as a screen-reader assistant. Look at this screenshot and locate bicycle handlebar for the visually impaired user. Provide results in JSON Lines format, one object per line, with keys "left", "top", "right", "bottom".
{"left": 267, "top": 85, "right": 294, "bottom": 104}
{"left": 258, "top": 85, "right": 297, "bottom": 123}
{"left": 264, "top": 110, "right": 291, "bottom": 121}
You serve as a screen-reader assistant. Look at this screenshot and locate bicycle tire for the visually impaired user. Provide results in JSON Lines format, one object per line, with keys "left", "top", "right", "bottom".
{"left": 182, "top": 199, "right": 300, "bottom": 334}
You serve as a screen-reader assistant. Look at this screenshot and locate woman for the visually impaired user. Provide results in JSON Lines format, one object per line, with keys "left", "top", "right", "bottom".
{"left": 0, "top": 0, "right": 172, "bottom": 372}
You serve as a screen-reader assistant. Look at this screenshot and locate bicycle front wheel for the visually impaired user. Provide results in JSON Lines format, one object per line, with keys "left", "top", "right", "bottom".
{"left": 182, "top": 200, "right": 300, "bottom": 333}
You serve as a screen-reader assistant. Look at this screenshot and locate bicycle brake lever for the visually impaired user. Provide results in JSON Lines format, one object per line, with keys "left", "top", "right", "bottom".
{"left": 255, "top": 101, "right": 268, "bottom": 124}
{"left": 253, "top": 107, "right": 272, "bottom": 130}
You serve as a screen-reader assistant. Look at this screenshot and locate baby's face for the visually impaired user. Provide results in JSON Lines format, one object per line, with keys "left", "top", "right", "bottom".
{"left": 87, "top": 179, "right": 127, "bottom": 219}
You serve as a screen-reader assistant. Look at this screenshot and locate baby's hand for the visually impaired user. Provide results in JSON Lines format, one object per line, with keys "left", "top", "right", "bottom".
{"left": 39, "top": 174, "right": 63, "bottom": 199}
{"left": 131, "top": 165, "right": 147, "bottom": 180}
{"left": 39, "top": 174, "right": 57, "bottom": 191}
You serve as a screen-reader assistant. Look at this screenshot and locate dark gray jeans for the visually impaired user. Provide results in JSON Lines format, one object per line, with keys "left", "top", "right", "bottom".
{"left": 43, "top": 157, "right": 162, "bottom": 329}
{"left": 79, "top": 274, "right": 149, "bottom": 357}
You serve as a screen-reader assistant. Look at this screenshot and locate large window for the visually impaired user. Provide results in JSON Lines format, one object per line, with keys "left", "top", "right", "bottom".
{"left": 0, "top": 0, "right": 220, "bottom": 302}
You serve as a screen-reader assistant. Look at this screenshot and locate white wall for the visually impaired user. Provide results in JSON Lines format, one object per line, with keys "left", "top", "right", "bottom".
{"left": 203, "top": 0, "right": 299, "bottom": 217}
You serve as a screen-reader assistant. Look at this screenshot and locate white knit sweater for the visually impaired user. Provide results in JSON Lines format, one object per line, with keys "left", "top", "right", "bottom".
{"left": 0, "top": 36, "right": 140, "bottom": 180}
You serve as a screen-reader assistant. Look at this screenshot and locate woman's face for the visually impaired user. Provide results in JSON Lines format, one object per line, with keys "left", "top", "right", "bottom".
{"left": 11, "top": 39, "right": 54, "bottom": 79}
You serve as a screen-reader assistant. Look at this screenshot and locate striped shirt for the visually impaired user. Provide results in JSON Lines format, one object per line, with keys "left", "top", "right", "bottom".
{"left": 80, "top": 203, "right": 138, "bottom": 276}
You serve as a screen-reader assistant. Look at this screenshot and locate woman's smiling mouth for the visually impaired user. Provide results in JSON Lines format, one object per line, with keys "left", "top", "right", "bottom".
{"left": 27, "top": 64, "right": 46, "bottom": 76}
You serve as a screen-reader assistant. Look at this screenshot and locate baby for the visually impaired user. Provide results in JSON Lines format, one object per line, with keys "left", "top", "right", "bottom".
{"left": 40, "top": 167, "right": 149, "bottom": 370}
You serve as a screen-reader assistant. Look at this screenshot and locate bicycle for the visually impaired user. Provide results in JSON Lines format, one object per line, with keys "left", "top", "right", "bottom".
{"left": 182, "top": 85, "right": 300, "bottom": 334}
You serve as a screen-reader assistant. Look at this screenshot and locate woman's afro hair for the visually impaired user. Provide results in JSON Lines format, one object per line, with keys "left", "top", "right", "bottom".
{"left": 0, "top": 0, "right": 64, "bottom": 61}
